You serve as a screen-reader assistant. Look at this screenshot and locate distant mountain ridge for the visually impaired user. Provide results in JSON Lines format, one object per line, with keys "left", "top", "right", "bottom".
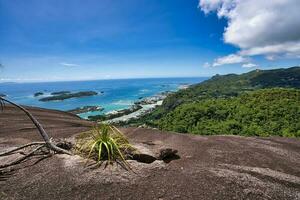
{"left": 161, "top": 66, "right": 300, "bottom": 111}
{"left": 207, "top": 66, "right": 300, "bottom": 88}
{"left": 249, "top": 67, "right": 300, "bottom": 88}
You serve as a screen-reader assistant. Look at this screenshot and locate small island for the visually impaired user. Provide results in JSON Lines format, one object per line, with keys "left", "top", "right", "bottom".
{"left": 51, "top": 91, "right": 71, "bottom": 95}
{"left": 34, "top": 92, "right": 44, "bottom": 97}
{"left": 39, "top": 91, "right": 98, "bottom": 102}
{"left": 68, "top": 106, "right": 104, "bottom": 114}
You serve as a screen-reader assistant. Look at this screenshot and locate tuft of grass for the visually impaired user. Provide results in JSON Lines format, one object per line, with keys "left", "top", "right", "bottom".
{"left": 76, "top": 124, "right": 135, "bottom": 168}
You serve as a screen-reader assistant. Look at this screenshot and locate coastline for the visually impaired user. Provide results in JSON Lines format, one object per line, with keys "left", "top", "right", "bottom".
{"left": 104, "top": 100, "right": 163, "bottom": 123}
{"left": 0, "top": 77, "right": 204, "bottom": 120}
{"left": 83, "top": 85, "right": 191, "bottom": 123}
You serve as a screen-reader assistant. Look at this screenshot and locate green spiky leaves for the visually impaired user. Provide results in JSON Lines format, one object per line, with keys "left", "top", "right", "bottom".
{"left": 77, "top": 124, "right": 135, "bottom": 168}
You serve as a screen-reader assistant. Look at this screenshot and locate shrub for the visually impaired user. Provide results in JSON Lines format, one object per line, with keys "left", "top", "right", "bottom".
{"left": 76, "top": 124, "right": 135, "bottom": 168}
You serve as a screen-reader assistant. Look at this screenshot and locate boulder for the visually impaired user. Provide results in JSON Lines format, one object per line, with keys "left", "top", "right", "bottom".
{"left": 157, "top": 148, "right": 179, "bottom": 161}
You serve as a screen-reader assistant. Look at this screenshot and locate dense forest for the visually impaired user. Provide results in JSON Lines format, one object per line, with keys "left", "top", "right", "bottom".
{"left": 158, "top": 88, "right": 300, "bottom": 137}
{"left": 128, "top": 67, "right": 300, "bottom": 137}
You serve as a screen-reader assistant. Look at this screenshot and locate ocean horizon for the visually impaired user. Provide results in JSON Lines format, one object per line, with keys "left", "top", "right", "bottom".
{"left": 0, "top": 77, "right": 208, "bottom": 118}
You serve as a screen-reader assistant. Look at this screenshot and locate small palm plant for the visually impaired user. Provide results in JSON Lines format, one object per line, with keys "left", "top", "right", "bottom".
{"left": 77, "top": 124, "right": 134, "bottom": 169}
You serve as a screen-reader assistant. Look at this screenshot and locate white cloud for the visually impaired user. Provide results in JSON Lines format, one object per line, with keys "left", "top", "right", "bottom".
{"left": 265, "top": 55, "right": 276, "bottom": 61}
{"left": 60, "top": 62, "right": 80, "bottom": 67}
{"left": 199, "top": 0, "right": 300, "bottom": 64}
{"left": 203, "top": 62, "right": 211, "bottom": 68}
{"left": 239, "top": 41, "right": 300, "bottom": 58}
{"left": 242, "top": 63, "right": 258, "bottom": 68}
{"left": 212, "top": 54, "right": 247, "bottom": 67}
{"left": 199, "top": 0, "right": 223, "bottom": 14}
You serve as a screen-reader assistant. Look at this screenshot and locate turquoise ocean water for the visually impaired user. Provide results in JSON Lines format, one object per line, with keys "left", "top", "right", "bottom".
{"left": 0, "top": 77, "right": 207, "bottom": 118}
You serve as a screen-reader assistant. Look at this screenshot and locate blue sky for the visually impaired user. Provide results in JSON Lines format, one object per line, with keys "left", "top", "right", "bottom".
{"left": 0, "top": 0, "right": 299, "bottom": 82}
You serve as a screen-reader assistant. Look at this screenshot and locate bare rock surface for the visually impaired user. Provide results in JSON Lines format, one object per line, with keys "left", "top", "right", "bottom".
{"left": 0, "top": 105, "right": 300, "bottom": 200}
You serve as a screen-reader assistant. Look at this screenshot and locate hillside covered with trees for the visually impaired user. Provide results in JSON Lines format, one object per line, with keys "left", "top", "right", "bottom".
{"left": 130, "top": 67, "right": 300, "bottom": 137}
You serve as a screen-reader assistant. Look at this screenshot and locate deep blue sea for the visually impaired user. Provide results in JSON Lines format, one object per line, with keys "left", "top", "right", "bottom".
{"left": 0, "top": 77, "right": 207, "bottom": 118}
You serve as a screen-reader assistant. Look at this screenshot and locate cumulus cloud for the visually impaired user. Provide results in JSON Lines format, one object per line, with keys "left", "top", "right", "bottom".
{"left": 212, "top": 54, "right": 247, "bottom": 67}
{"left": 60, "top": 62, "right": 80, "bottom": 67}
{"left": 242, "top": 63, "right": 258, "bottom": 68}
{"left": 199, "top": 0, "right": 300, "bottom": 65}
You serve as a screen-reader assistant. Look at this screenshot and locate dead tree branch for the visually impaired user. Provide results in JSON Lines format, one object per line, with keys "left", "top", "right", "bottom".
{"left": 0, "top": 97, "right": 71, "bottom": 155}
{"left": 0, "top": 142, "right": 45, "bottom": 157}
{"left": 0, "top": 145, "right": 45, "bottom": 168}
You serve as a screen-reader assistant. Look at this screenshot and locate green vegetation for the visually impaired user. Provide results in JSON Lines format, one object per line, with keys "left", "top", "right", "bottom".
{"left": 39, "top": 91, "right": 98, "bottom": 101}
{"left": 131, "top": 67, "right": 300, "bottom": 137}
{"left": 158, "top": 88, "right": 300, "bottom": 137}
{"left": 76, "top": 124, "right": 135, "bottom": 167}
